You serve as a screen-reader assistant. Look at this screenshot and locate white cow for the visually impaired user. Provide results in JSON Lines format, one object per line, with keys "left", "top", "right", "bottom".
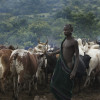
{"left": 84, "top": 45, "right": 100, "bottom": 86}
{"left": 77, "top": 38, "right": 100, "bottom": 86}
{"left": 77, "top": 38, "right": 85, "bottom": 56}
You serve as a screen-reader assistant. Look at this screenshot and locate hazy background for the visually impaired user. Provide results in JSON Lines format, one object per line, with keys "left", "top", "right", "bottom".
{"left": 0, "top": 0, "right": 100, "bottom": 48}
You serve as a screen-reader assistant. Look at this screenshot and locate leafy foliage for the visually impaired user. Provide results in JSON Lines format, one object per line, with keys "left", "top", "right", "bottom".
{"left": 0, "top": 0, "right": 100, "bottom": 48}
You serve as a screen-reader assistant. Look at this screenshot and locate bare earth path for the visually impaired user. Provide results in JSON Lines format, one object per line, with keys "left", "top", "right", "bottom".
{"left": 0, "top": 86, "right": 100, "bottom": 100}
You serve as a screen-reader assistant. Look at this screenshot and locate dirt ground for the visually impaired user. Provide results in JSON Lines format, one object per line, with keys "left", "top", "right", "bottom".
{"left": 0, "top": 85, "right": 100, "bottom": 100}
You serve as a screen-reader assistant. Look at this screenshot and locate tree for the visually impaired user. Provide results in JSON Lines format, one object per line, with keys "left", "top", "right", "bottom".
{"left": 55, "top": 7, "right": 72, "bottom": 20}
{"left": 72, "top": 12, "right": 99, "bottom": 38}
{"left": 28, "top": 21, "right": 51, "bottom": 37}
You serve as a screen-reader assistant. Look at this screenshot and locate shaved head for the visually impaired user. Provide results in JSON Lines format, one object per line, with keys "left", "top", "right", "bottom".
{"left": 64, "top": 24, "right": 73, "bottom": 32}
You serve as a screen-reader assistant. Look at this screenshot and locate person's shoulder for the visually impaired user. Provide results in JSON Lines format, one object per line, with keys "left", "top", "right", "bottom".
{"left": 73, "top": 38, "right": 78, "bottom": 45}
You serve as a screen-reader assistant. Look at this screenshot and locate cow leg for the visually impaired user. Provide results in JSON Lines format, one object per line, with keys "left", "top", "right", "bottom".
{"left": 17, "top": 82, "right": 22, "bottom": 98}
{"left": 33, "top": 75, "right": 38, "bottom": 91}
{"left": 28, "top": 80, "right": 33, "bottom": 96}
{"left": 78, "top": 77, "right": 82, "bottom": 93}
{"left": 50, "top": 72, "right": 53, "bottom": 81}
{"left": 84, "top": 67, "right": 93, "bottom": 87}
{"left": 12, "top": 76, "right": 17, "bottom": 100}
{"left": 1, "top": 67, "right": 10, "bottom": 94}
{"left": 42, "top": 71, "right": 46, "bottom": 86}
{"left": 45, "top": 68, "right": 48, "bottom": 84}
{"left": 13, "top": 76, "right": 18, "bottom": 100}
{"left": 84, "top": 76, "right": 90, "bottom": 87}
{"left": 1, "top": 78, "right": 5, "bottom": 94}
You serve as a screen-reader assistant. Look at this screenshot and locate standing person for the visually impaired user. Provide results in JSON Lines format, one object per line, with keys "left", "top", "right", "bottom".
{"left": 50, "top": 24, "right": 79, "bottom": 100}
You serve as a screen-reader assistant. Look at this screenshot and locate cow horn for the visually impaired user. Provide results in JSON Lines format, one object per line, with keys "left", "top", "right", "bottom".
{"left": 45, "top": 40, "right": 48, "bottom": 45}
{"left": 16, "top": 45, "right": 18, "bottom": 49}
{"left": 45, "top": 40, "right": 48, "bottom": 52}
{"left": 38, "top": 39, "right": 40, "bottom": 43}
{"left": 88, "top": 38, "right": 90, "bottom": 42}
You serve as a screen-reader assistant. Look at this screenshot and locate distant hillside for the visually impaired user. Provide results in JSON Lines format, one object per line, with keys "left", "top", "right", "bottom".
{"left": 62, "top": 0, "right": 100, "bottom": 18}
{"left": 0, "top": 0, "right": 100, "bottom": 48}
{"left": 0, "top": 0, "right": 64, "bottom": 15}
{"left": 0, "top": 0, "right": 100, "bottom": 17}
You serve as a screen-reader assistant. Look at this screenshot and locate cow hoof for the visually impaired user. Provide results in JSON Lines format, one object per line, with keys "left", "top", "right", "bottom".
{"left": 28, "top": 92, "right": 32, "bottom": 96}
{"left": 13, "top": 96, "right": 18, "bottom": 100}
{"left": 0, "top": 90, "right": 5, "bottom": 94}
{"left": 12, "top": 94, "right": 18, "bottom": 100}
{"left": 14, "top": 98, "right": 18, "bottom": 100}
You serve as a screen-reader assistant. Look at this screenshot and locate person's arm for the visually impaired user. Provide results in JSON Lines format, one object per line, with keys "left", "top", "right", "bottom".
{"left": 49, "top": 49, "right": 60, "bottom": 56}
{"left": 70, "top": 40, "right": 79, "bottom": 79}
{"left": 52, "top": 49, "right": 60, "bottom": 55}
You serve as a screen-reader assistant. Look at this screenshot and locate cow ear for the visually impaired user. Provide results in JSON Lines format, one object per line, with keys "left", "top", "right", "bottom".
{"left": 8, "top": 45, "right": 15, "bottom": 50}
{"left": 16, "top": 45, "right": 18, "bottom": 49}
{"left": 85, "top": 54, "right": 91, "bottom": 60}
{"left": 39, "top": 54, "right": 44, "bottom": 57}
{"left": 36, "top": 54, "right": 44, "bottom": 59}
{"left": 89, "top": 56, "right": 91, "bottom": 60}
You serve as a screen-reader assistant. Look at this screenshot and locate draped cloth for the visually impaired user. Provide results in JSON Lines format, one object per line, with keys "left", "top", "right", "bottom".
{"left": 50, "top": 38, "right": 74, "bottom": 100}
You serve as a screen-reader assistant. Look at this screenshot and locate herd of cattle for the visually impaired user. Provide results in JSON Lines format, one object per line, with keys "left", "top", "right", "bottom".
{"left": 0, "top": 38, "right": 100, "bottom": 100}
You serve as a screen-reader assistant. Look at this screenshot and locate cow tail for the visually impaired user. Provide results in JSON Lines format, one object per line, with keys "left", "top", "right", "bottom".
{"left": 10, "top": 53, "right": 19, "bottom": 99}
{"left": 96, "top": 52, "right": 100, "bottom": 73}
{"left": 11, "top": 53, "right": 18, "bottom": 76}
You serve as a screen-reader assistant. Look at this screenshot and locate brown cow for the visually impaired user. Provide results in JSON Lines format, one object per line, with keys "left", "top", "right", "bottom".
{"left": 0, "top": 45, "right": 16, "bottom": 50}
{"left": 10, "top": 49, "right": 45, "bottom": 100}
{"left": 0, "top": 49, "right": 13, "bottom": 93}
{"left": 0, "top": 45, "right": 16, "bottom": 93}
{"left": 0, "top": 45, "right": 7, "bottom": 49}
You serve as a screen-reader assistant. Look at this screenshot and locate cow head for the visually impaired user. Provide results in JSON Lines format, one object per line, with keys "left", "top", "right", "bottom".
{"left": 36, "top": 53, "right": 47, "bottom": 85}
{"left": 36, "top": 54, "right": 47, "bottom": 70}
{"left": 33, "top": 40, "right": 48, "bottom": 54}
{"left": 8, "top": 45, "right": 16, "bottom": 50}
